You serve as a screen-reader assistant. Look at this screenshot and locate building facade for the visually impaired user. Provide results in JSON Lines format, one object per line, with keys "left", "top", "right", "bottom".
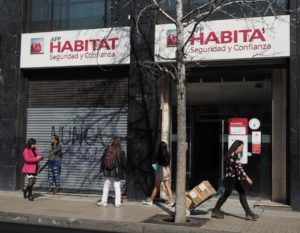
{"left": 0, "top": 0, "right": 299, "bottom": 211}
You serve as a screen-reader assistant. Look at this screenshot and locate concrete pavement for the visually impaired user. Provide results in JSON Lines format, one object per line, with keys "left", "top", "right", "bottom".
{"left": 0, "top": 190, "right": 299, "bottom": 233}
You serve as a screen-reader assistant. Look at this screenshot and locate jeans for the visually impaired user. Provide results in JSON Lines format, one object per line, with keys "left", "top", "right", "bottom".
{"left": 213, "top": 177, "right": 251, "bottom": 214}
{"left": 48, "top": 160, "right": 61, "bottom": 188}
{"left": 101, "top": 178, "right": 121, "bottom": 206}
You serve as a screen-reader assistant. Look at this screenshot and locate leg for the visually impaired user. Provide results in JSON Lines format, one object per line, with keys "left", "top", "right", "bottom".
{"left": 212, "top": 178, "right": 235, "bottom": 218}
{"left": 234, "top": 181, "right": 258, "bottom": 220}
{"left": 142, "top": 173, "right": 162, "bottom": 205}
{"left": 23, "top": 178, "right": 30, "bottom": 199}
{"left": 150, "top": 178, "right": 161, "bottom": 201}
{"left": 114, "top": 181, "right": 121, "bottom": 207}
{"left": 27, "top": 177, "right": 35, "bottom": 201}
{"left": 52, "top": 160, "right": 60, "bottom": 193}
{"left": 48, "top": 161, "right": 55, "bottom": 191}
{"left": 214, "top": 178, "right": 235, "bottom": 211}
{"left": 101, "top": 179, "right": 111, "bottom": 203}
{"left": 163, "top": 179, "right": 173, "bottom": 201}
{"left": 234, "top": 181, "right": 251, "bottom": 214}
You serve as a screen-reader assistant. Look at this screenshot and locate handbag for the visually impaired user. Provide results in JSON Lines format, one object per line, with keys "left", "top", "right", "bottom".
{"left": 151, "top": 162, "right": 159, "bottom": 173}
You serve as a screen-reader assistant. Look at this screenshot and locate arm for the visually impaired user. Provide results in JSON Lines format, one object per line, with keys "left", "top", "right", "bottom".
{"left": 100, "top": 147, "right": 108, "bottom": 173}
{"left": 53, "top": 144, "right": 62, "bottom": 155}
{"left": 47, "top": 146, "right": 55, "bottom": 159}
{"left": 23, "top": 149, "right": 39, "bottom": 163}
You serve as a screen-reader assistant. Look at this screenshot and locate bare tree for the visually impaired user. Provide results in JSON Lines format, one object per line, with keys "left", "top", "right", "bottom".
{"left": 133, "top": 0, "right": 288, "bottom": 223}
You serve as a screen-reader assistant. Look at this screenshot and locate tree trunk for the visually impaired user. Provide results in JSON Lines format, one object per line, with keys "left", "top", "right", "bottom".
{"left": 175, "top": 0, "right": 187, "bottom": 223}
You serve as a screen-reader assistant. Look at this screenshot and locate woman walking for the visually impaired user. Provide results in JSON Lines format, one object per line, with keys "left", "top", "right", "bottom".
{"left": 97, "top": 137, "right": 127, "bottom": 208}
{"left": 47, "top": 134, "right": 62, "bottom": 194}
{"left": 22, "top": 138, "right": 43, "bottom": 201}
{"left": 211, "top": 140, "right": 259, "bottom": 220}
{"left": 142, "top": 141, "right": 174, "bottom": 206}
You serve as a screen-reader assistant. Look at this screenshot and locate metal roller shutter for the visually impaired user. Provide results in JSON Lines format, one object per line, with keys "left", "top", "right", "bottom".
{"left": 26, "top": 77, "right": 128, "bottom": 192}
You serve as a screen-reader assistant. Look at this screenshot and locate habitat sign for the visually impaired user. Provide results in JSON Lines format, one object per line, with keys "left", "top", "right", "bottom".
{"left": 155, "top": 15, "right": 290, "bottom": 62}
{"left": 21, "top": 27, "right": 130, "bottom": 68}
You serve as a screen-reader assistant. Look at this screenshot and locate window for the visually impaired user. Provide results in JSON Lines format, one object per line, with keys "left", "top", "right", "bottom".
{"left": 52, "top": 0, "right": 106, "bottom": 29}
{"left": 156, "top": 0, "right": 289, "bottom": 24}
{"left": 25, "top": 0, "right": 130, "bottom": 32}
{"left": 0, "top": 0, "right": 3, "bottom": 18}
{"left": 0, "top": 35, "right": 2, "bottom": 62}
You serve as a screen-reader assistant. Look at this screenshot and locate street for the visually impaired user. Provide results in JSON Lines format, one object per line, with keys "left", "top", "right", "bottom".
{"left": 0, "top": 222, "right": 120, "bottom": 233}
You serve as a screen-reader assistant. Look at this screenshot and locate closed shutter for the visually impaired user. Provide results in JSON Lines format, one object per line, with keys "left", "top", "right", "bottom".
{"left": 26, "top": 76, "right": 128, "bottom": 192}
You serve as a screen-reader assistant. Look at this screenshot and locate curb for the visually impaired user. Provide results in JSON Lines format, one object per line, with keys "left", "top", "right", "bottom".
{"left": 0, "top": 211, "right": 234, "bottom": 233}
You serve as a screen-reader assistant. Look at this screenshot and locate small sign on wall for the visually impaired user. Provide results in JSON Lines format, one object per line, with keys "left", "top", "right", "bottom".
{"left": 252, "top": 131, "right": 261, "bottom": 154}
{"left": 228, "top": 118, "right": 249, "bottom": 164}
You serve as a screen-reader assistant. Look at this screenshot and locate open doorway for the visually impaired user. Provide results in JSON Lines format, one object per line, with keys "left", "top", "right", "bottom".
{"left": 189, "top": 119, "right": 224, "bottom": 190}
{"left": 171, "top": 67, "right": 274, "bottom": 198}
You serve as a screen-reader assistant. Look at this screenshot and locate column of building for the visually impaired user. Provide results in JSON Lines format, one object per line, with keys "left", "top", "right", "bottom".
{"left": 0, "top": 0, "right": 26, "bottom": 190}
{"left": 289, "top": 0, "right": 300, "bottom": 211}
{"left": 127, "top": 1, "right": 162, "bottom": 199}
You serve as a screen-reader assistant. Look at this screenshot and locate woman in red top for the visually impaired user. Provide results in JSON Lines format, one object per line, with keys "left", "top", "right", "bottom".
{"left": 22, "top": 138, "right": 43, "bottom": 201}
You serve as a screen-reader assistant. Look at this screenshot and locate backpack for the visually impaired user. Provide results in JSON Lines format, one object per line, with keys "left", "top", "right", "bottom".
{"left": 103, "top": 147, "right": 118, "bottom": 170}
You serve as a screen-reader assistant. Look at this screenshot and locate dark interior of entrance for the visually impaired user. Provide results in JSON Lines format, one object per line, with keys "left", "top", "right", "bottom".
{"left": 190, "top": 120, "right": 222, "bottom": 189}
{"left": 172, "top": 67, "right": 273, "bottom": 199}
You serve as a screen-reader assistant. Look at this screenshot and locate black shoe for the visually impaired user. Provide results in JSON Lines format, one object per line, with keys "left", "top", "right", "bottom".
{"left": 211, "top": 210, "right": 224, "bottom": 219}
{"left": 53, "top": 188, "right": 60, "bottom": 194}
{"left": 246, "top": 212, "right": 259, "bottom": 221}
{"left": 23, "top": 188, "right": 28, "bottom": 199}
{"left": 28, "top": 195, "right": 34, "bottom": 201}
{"left": 48, "top": 188, "right": 54, "bottom": 193}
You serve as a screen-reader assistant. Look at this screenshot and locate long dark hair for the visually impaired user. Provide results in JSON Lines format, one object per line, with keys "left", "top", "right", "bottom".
{"left": 157, "top": 141, "right": 170, "bottom": 166}
{"left": 52, "top": 134, "right": 60, "bottom": 144}
{"left": 226, "top": 140, "right": 244, "bottom": 159}
{"left": 26, "top": 138, "right": 36, "bottom": 149}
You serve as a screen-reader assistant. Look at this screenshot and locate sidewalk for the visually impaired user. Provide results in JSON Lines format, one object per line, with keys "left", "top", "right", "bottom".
{"left": 0, "top": 190, "right": 299, "bottom": 233}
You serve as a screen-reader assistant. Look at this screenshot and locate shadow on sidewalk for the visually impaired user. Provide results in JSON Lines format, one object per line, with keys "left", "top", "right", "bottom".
{"left": 223, "top": 211, "right": 247, "bottom": 220}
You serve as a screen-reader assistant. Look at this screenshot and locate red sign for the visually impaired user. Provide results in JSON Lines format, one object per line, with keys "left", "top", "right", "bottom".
{"left": 252, "top": 144, "right": 261, "bottom": 154}
{"left": 252, "top": 131, "right": 261, "bottom": 154}
{"left": 228, "top": 118, "right": 248, "bottom": 135}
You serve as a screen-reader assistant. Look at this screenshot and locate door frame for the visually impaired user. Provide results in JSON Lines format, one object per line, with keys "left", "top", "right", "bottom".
{"left": 188, "top": 111, "right": 226, "bottom": 189}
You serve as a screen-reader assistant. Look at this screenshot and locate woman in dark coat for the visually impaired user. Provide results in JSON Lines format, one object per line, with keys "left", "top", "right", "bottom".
{"left": 47, "top": 134, "right": 62, "bottom": 194}
{"left": 211, "top": 140, "right": 259, "bottom": 221}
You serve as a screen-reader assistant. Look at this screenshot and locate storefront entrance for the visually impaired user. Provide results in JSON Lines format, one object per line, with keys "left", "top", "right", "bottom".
{"left": 171, "top": 67, "right": 286, "bottom": 199}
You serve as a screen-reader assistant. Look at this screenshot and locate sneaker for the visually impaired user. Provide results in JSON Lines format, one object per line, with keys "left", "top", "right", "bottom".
{"left": 115, "top": 204, "right": 121, "bottom": 208}
{"left": 53, "top": 188, "right": 60, "bottom": 194}
{"left": 97, "top": 201, "right": 107, "bottom": 207}
{"left": 142, "top": 198, "right": 153, "bottom": 205}
{"left": 166, "top": 201, "right": 175, "bottom": 207}
{"left": 246, "top": 212, "right": 259, "bottom": 221}
{"left": 211, "top": 210, "right": 224, "bottom": 219}
{"left": 53, "top": 187, "right": 60, "bottom": 194}
{"left": 28, "top": 195, "right": 34, "bottom": 201}
{"left": 48, "top": 188, "right": 54, "bottom": 193}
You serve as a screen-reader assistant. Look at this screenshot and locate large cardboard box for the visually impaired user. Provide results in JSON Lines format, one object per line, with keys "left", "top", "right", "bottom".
{"left": 187, "top": 188, "right": 203, "bottom": 206}
{"left": 195, "top": 180, "right": 216, "bottom": 202}
{"left": 187, "top": 180, "right": 216, "bottom": 206}
{"left": 185, "top": 194, "right": 194, "bottom": 209}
